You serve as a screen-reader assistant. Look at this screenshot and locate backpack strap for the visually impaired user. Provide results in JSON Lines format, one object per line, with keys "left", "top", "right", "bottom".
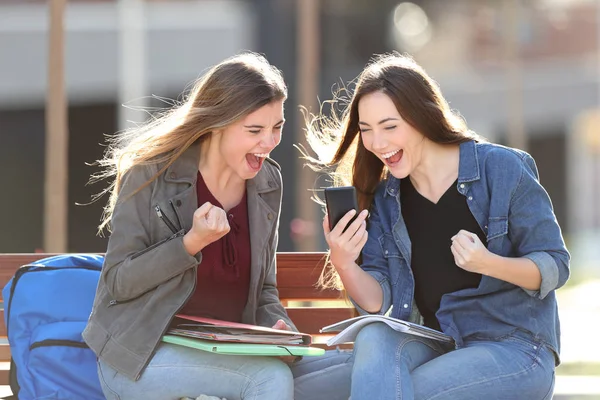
{"left": 6, "top": 357, "right": 19, "bottom": 399}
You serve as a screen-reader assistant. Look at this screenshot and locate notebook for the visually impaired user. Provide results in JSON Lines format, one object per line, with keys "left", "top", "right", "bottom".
{"left": 162, "top": 335, "right": 325, "bottom": 357}
{"left": 168, "top": 314, "right": 312, "bottom": 345}
{"left": 321, "top": 314, "right": 455, "bottom": 346}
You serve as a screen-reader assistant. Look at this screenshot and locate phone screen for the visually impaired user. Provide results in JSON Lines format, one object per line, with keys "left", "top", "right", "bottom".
{"left": 324, "top": 186, "right": 359, "bottom": 230}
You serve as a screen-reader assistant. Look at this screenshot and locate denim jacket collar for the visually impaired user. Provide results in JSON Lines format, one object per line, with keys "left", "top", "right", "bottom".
{"left": 458, "top": 140, "right": 480, "bottom": 183}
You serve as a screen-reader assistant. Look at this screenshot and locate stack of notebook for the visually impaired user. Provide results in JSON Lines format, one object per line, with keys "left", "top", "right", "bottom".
{"left": 162, "top": 314, "right": 325, "bottom": 357}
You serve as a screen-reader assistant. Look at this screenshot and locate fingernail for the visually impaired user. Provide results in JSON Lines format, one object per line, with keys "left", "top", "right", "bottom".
{"left": 361, "top": 209, "right": 368, "bottom": 216}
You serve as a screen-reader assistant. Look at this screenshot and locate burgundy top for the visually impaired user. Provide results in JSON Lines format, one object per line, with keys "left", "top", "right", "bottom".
{"left": 180, "top": 171, "right": 251, "bottom": 322}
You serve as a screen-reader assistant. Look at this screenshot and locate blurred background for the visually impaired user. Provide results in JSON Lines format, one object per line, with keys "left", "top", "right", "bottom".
{"left": 0, "top": 0, "right": 599, "bottom": 397}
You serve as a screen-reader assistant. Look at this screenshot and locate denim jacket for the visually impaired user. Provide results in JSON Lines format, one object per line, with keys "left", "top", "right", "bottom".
{"left": 354, "top": 140, "right": 570, "bottom": 364}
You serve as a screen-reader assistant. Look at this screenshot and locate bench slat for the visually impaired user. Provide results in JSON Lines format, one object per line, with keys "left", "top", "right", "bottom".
{"left": 0, "top": 362, "right": 8, "bottom": 387}
{"left": 286, "top": 307, "right": 354, "bottom": 335}
{"left": 0, "top": 253, "right": 343, "bottom": 302}
{"left": 0, "top": 346, "right": 9, "bottom": 361}
{"left": 277, "top": 252, "right": 344, "bottom": 300}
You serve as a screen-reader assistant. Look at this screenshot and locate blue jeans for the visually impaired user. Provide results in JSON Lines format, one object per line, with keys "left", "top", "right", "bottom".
{"left": 351, "top": 323, "right": 555, "bottom": 400}
{"left": 97, "top": 342, "right": 352, "bottom": 400}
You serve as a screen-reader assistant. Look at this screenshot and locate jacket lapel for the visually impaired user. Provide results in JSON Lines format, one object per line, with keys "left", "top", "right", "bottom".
{"left": 246, "top": 170, "right": 278, "bottom": 287}
{"left": 164, "top": 143, "right": 201, "bottom": 231}
{"left": 242, "top": 165, "right": 280, "bottom": 323}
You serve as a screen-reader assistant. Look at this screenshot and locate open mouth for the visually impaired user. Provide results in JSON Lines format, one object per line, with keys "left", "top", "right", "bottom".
{"left": 382, "top": 149, "right": 403, "bottom": 166}
{"left": 246, "top": 153, "right": 269, "bottom": 171}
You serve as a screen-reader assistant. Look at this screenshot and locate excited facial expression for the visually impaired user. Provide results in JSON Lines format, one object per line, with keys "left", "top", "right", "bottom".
{"left": 358, "top": 91, "right": 425, "bottom": 179}
{"left": 217, "top": 99, "right": 285, "bottom": 180}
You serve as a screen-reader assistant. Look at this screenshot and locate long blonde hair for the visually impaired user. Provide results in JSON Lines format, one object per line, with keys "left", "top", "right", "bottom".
{"left": 93, "top": 52, "right": 287, "bottom": 232}
{"left": 303, "top": 52, "right": 479, "bottom": 290}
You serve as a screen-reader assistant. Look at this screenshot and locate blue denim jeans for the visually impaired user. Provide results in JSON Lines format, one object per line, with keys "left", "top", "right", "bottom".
{"left": 351, "top": 323, "right": 555, "bottom": 400}
{"left": 97, "top": 342, "right": 352, "bottom": 400}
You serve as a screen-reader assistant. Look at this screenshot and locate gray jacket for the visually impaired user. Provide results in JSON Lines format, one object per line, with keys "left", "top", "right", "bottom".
{"left": 82, "top": 142, "right": 295, "bottom": 380}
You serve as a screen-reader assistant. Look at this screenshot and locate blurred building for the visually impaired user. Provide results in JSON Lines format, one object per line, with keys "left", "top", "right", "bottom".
{"left": 404, "top": 0, "right": 600, "bottom": 240}
{"left": 0, "top": 0, "right": 256, "bottom": 252}
{"left": 1, "top": 0, "right": 598, "bottom": 254}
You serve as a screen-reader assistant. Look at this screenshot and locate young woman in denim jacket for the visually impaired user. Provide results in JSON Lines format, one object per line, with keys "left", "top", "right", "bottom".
{"left": 306, "top": 53, "right": 569, "bottom": 399}
{"left": 83, "top": 53, "right": 352, "bottom": 400}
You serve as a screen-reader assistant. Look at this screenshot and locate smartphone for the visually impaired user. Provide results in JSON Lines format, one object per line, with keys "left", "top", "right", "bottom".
{"left": 324, "top": 186, "right": 359, "bottom": 231}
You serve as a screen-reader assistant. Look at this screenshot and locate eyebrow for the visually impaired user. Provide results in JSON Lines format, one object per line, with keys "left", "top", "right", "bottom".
{"left": 244, "top": 119, "right": 285, "bottom": 129}
{"left": 358, "top": 117, "right": 399, "bottom": 126}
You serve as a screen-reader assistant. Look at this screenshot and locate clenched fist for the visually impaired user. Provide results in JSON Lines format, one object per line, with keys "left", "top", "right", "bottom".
{"left": 450, "top": 229, "right": 490, "bottom": 274}
{"left": 183, "top": 202, "right": 230, "bottom": 256}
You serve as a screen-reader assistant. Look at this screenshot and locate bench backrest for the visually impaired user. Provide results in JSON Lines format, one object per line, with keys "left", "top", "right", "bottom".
{"left": 0, "top": 253, "right": 354, "bottom": 385}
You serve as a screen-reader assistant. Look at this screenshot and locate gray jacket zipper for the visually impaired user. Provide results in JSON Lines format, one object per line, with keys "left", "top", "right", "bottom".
{"left": 155, "top": 205, "right": 178, "bottom": 234}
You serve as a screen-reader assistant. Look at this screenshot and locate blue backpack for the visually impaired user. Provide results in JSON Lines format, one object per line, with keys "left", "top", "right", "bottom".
{"left": 2, "top": 254, "right": 105, "bottom": 400}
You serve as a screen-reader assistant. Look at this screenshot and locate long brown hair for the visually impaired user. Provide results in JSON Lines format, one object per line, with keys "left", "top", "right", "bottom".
{"left": 93, "top": 52, "right": 287, "bottom": 233}
{"left": 304, "top": 52, "right": 479, "bottom": 289}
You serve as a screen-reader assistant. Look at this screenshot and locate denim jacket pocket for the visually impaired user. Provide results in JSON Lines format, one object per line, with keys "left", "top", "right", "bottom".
{"left": 486, "top": 217, "right": 508, "bottom": 241}
{"left": 378, "top": 234, "right": 402, "bottom": 259}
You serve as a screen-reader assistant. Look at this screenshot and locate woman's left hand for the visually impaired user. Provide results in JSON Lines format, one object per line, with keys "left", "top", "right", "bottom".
{"left": 450, "top": 230, "right": 491, "bottom": 274}
{"left": 272, "top": 319, "right": 292, "bottom": 332}
{"left": 271, "top": 319, "right": 297, "bottom": 364}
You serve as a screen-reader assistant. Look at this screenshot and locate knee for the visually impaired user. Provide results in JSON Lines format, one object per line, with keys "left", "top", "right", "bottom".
{"left": 355, "top": 323, "right": 395, "bottom": 351}
{"left": 254, "top": 358, "right": 294, "bottom": 390}
{"left": 267, "top": 360, "right": 294, "bottom": 384}
{"left": 354, "top": 322, "right": 396, "bottom": 363}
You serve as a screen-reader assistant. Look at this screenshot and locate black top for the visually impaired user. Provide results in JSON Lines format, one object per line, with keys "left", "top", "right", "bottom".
{"left": 400, "top": 177, "right": 486, "bottom": 331}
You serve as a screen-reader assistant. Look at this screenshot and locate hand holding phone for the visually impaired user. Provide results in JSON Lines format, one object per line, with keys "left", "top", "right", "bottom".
{"left": 324, "top": 186, "right": 359, "bottom": 231}
{"left": 323, "top": 186, "right": 369, "bottom": 271}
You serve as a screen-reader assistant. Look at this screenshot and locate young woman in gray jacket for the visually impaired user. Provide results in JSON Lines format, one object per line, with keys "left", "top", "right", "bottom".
{"left": 83, "top": 53, "right": 352, "bottom": 400}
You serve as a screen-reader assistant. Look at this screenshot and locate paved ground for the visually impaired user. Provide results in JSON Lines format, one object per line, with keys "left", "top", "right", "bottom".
{"left": 556, "top": 280, "right": 600, "bottom": 365}
{"left": 553, "top": 280, "right": 600, "bottom": 398}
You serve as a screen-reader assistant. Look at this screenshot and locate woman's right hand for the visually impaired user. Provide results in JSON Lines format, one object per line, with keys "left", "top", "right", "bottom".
{"left": 324, "top": 209, "right": 369, "bottom": 272}
{"left": 183, "top": 202, "right": 230, "bottom": 256}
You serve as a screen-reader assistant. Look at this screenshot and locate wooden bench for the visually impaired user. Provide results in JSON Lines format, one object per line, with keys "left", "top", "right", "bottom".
{"left": 0, "top": 252, "right": 354, "bottom": 386}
